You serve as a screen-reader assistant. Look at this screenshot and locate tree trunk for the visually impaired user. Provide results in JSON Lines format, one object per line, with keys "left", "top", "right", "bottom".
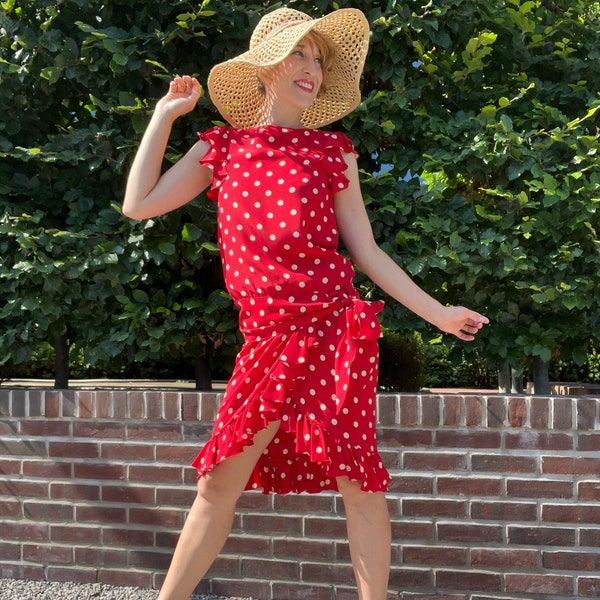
{"left": 53, "top": 333, "right": 70, "bottom": 389}
{"left": 194, "top": 354, "right": 212, "bottom": 391}
{"left": 532, "top": 356, "right": 550, "bottom": 395}
{"left": 498, "top": 363, "right": 510, "bottom": 393}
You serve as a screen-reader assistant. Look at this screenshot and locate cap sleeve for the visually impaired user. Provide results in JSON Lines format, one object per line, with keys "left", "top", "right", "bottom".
{"left": 321, "top": 131, "right": 359, "bottom": 195}
{"left": 198, "top": 125, "right": 231, "bottom": 202}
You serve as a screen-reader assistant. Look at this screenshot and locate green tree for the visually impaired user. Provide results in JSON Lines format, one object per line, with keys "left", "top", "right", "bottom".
{"left": 1, "top": 0, "right": 598, "bottom": 391}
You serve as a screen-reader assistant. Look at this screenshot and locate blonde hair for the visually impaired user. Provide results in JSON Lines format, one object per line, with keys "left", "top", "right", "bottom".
{"left": 257, "top": 29, "right": 337, "bottom": 95}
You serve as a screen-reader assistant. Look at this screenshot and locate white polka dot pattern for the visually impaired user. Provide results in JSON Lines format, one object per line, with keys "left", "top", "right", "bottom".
{"left": 192, "top": 125, "right": 390, "bottom": 494}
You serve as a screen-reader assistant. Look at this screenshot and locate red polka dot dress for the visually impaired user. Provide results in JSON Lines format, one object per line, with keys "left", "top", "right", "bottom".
{"left": 191, "top": 125, "right": 390, "bottom": 494}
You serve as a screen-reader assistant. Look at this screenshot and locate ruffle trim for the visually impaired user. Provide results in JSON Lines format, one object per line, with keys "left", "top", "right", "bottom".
{"left": 197, "top": 125, "right": 358, "bottom": 202}
{"left": 192, "top": 298, "right": 389, "bottom": 494}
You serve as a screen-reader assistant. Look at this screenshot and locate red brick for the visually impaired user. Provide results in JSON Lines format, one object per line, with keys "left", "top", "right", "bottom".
{"left": 102, "top": 484, "right": 155, "bottom": 504}
{"left": 243, "top": 557, "right": 300, "bottom": 580}
{"left": 302, "top": 561, "right": 356, "bottom": 585}
{"left": 156, "top": 486, "right": 196, "bottom": 506}
{"left": 95, "top": 390, "right": 113, "bottom": 418}
{"left": 472, "top": 454, "right": 536, "bottom": 473}
{"left": 49, "top": 441, "right": 99, "bottom": 459}
{"left": 505, "top": 573, "right": 572, "bottom": 594}
{"left": 0, "top": 543, "right": 23, "bottom": 561}
{"left": 470, "top": 501, "right": 537, "bottom": 522}
{"left": 403, "top": 595, "right": 464, "bottom": 600}
{"left": 129, "top": 464, "right": 182, "bottom": 483}
{"left": 436, "top": 570, "right": 501, "bottom": 592}
{"left": 403, "top": 545, "right": 467, "bottom": 566}
{"left": 421, "top": 395, "right": 441, "bottom": 426}
{"left": 155, "top": 444, "right": 197, "bottom": 464}
{"left": 222, "top": 534, "right": 271, "bottom": 557}
{"left": 210, "top": 579, "right": 269, "bottom": 600}
{"left": 553, "top": 397, "right": 573, "bottom": 429}
{"left": 465, "top": 396, "right": 484, "bottom": 426}
{"left": 443, "top": 396, "right": 462, "bottom": 426}
{"left": 20, "top": 420, "right": 70, "bottom": 436}
{"left": 508, "top": 525, "right": 575, "bottom": 546}
{"left": 200, "top": 393, "right": 221, "bottom": 421}
{"left": 274, "top": 493, "right": 334, "bottom": 513}
{"left": 2, "top": 522, "right": 48, "bottom": 541}
{"left": 471, "top": 548, "right": 538, "bottom": 569}
{"left": 579, "top": 480, "right": 600, "bottom": 501}
{"left": 543, "top": 456, "right": 600, "bottom": 475}
{"left": 103, "top": 527, "right": 155, "bottom": 547}
{"left": 72, "top": 421, "right": 124, "bottom": 439}
{"left": 23, "top": 501, "right": 74, "bottom": 521}
{"left": 578, "top": 433, "right": 600, "bottom": 451}
{"left": 101, "top": 442, "right": 153, "bottom": 461}
{"left": 530, "top": 396, "right": 549, "bottom": 428}
{"left": 77, "top": 505, "right": 126, "bottom": 524}
{"left": 45, "top": 392, "right": 60, "bottom": 418}
{"left": 51, "top": 524, "right": 101, "bottom": 544}
{"left": 240, "top": 513, "right": 302, "bottom": 536}
{"left": 580, "top": 528, "right": 600, "bottom": 547}
{"left": 543, "top": 550, "right": 600, "bottom": 571}
{"left": 0, "top": 479, "right": 48, "bottom": 497}
{"left": 436, "top": 430, "right": 501, "bottom": 449}
{"left": 50, "top": 482, "right": 100, "bottom": 501}
{"left": 487, "top": 396, "right": 506, "bottom": 427}
{"left": 404, "top": 452, "right": 467, "bottom": 472}
{"left": 129, "top": 507, "right": 184, "bottom": 528}
{"left": 127, "top": 422, "right": 182, "bottom": 441}
{"left": 182, "top": 393, "right": 200, "bottom": 421}
{"left": 61, "top": 391, "right": 76, "bottom": 417}
{"left": 273, "top": 538, "right": 334, "bottom": 561}
{"left": 128, "top": 549, "right": 172, "bottom": 570}
{"left": 403, "top": 498, "right": 467, "bottom": 519}
{"left": 75, "top": 547, "right": 128, "bottom": 567}
{"left": 0, "top": 499, "right": 21, "bottom": 518}
{"left": 98, "top": 568, "right": 153, "bottom": 589}
{"left": 144, "top": 391, "right": 164, "bottom": 420}
{"left": 438, "top": 523, "right": 503, "bottom": 544}
{"left": 77, "top": 391, "right": 94, "bottom": 418}
{"left": 1, "top": 439, "right": 46, "bottom": 456}
{"left": 398, "top": 395, "right": 418, "bottom": 426}
{"left": 0, "top": 458, "right": 21, "bottom": 476}
{"left": 508, "top": 397, "right": 527, "bottom": 427}
{"left": 304, "top": 516, "right": 347, "bottom": 538}
{"left": 45, "top": 566, "right": 97, "bottom": 584}
{"left": 579, "top": 577, "right": 600, "bottom": 597}
{"left": 23, "top": 461, "right": 73, "bottom": 479}
{"left": 24, "top": 543, "right": 72, "bottom": 564}
{"left": 377, "top": 428, "right": 432, "bottom": 448}
{"left": 73, "top": 462, "right": 125, "bottom": 480}
{"left": 271, "top": 582, "right": 333, "bottom": 600}
{"left": 505, "top": 431, "right": 572, "bottom": 451}
{"left": 0, "top": 563, "right": 44, "bottom": 580}
{"left": 506, "top": 478, "right": 572, "bottom": 499}
{"left": 388, "top": 475, "right": 433, "bottom": 495}
{"left": 377, "top": 394, "right": 398, "bottom": 425}
{"left": 161, "top": 391, "right": 179, "bottom": 420}
{"left": 437, "top": 476, "right": 501, "bottom": 496}
{"left": 390, "top": 520, "right": 433, "bottom": 541}
{"left": 542, "top": 503, "right": 600, "bottom": 524}
{"left": 577, "top": 398, "right": 597, "bottom": 429}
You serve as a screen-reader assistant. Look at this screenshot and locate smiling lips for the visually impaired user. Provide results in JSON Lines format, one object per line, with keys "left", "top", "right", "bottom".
{"left": 295, "top": 79, "right": 315, "bottom": 93}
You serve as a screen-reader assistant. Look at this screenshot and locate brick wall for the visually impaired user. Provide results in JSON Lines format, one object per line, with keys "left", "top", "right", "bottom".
{"left": 1, "top": 388, "right": 600, "bottom": 600}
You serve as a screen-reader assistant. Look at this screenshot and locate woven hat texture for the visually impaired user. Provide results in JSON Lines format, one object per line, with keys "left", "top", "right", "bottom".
{"left": 207, "top": 7, "right": 370, "bottom": 129}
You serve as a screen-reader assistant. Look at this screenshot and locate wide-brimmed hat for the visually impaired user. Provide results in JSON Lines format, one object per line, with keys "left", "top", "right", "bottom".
{"left": 207, "top": 7, "right": 370, "bottom": 129}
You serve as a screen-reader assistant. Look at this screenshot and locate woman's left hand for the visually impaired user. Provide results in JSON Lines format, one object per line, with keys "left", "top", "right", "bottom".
{"left": 436, "top": 306, "right": 489, "bottom": 341}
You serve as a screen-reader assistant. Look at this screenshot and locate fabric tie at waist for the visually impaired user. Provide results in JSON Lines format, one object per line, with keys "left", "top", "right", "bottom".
{"left": 237, "top": 296, "right": 384, "bottom": 413}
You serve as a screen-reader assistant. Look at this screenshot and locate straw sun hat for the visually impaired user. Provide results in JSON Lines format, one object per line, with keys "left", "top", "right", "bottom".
{"left": 207, "top": 7, "right": 370, "bottom": 129}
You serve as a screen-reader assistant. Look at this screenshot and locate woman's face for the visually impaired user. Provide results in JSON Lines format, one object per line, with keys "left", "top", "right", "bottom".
{"left": 260, "top": 36, "right": 324, "bottom": 112}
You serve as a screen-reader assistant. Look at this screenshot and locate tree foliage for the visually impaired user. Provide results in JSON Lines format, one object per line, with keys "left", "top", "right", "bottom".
{"left": 1, "top": 0, "right": 598, "bottom": 389}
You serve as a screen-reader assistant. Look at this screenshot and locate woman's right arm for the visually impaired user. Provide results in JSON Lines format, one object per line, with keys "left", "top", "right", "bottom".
{"left": 122, "top": 76, "right": 213, "bottom": 220}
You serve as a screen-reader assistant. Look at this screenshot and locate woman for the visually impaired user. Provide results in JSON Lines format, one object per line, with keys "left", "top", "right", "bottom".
{"left": 123, "top": 7, "right": 488, "bottom": 600}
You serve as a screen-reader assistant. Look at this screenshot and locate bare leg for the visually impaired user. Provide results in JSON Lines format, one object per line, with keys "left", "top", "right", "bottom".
{"left": 337, "top": 477, "right": 391, "bottom": 600}
{"left": 158, "top": 421, "right": 280, "bottom": 600}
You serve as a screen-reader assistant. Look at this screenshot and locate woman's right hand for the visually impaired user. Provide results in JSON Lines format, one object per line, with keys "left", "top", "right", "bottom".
{"left": 156, "top": 75, "right": 203, "bottom": 121}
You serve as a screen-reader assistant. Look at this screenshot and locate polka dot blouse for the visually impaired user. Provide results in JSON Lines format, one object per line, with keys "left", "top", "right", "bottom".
{"left": 192, "top": 125, "right": 390, "bottom": 494}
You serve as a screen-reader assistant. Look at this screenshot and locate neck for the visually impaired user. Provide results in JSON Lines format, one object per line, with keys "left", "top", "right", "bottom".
{"left": 258, "top": 92, "right": 304, "bottom": 128}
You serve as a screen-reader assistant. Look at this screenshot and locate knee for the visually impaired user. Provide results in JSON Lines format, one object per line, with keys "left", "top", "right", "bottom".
{"left": 196, "top": 466, "right": 244, "bottom": 507}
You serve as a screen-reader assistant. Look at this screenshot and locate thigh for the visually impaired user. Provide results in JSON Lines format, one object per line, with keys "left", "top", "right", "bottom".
{"left": 198, "top": 420, "right": 281, "bottom": 500}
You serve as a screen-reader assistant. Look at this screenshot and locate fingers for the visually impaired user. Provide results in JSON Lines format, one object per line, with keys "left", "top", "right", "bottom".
{"left": 169, "top": 75, "right": 203, "bottom": 98}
